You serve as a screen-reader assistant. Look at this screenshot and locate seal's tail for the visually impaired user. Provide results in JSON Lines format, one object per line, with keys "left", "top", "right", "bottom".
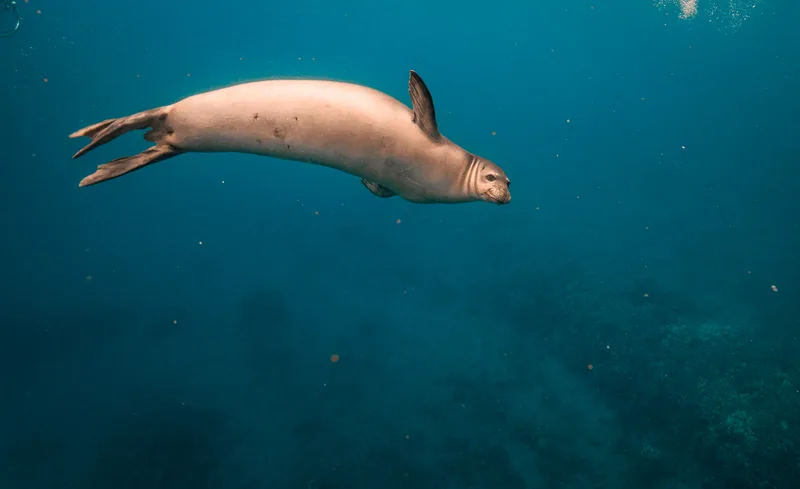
{"left": 69, "top": 106, "right": 180, "bottom": 187}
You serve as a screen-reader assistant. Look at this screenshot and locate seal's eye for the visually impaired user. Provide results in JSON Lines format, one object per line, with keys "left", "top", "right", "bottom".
{"left": 507, "top": 180, "right": 511, "bottom": 188}
{"left": 486, "top": 174, "right": 496, "bottom": 182}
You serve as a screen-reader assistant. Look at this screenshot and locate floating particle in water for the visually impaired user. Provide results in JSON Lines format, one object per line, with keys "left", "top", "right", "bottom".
{"left": 330, "top": 353, "right": 339, "bottom": 363}
{"left": 771, "top": 285, "right": 778, "bottom": 292}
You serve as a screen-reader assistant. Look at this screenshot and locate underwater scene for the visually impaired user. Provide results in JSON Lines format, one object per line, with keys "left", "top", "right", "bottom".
{"left": 1, "top": 0, "right": 798, "bottom": 488}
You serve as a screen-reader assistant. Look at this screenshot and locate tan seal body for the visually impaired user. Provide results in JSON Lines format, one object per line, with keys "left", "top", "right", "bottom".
{"left": 70, "top": 71, "right": 511, "bottom": 205}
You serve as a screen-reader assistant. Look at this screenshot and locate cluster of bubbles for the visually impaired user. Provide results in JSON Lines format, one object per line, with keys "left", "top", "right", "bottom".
{"left": 654, "top": 0, "right": 762, "bottom": 31}
{"left": 679, "top": 0, "right": 699, "bottom": 18}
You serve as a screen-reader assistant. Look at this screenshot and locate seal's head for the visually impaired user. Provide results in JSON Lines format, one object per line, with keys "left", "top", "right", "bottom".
{"left": 472, "top": 157, "right": 511, "bottom": 205}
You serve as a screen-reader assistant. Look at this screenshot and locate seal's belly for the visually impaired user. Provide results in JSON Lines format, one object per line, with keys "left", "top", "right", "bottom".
{"left": 163, "top": 80, "right": 431, "bottom": 184}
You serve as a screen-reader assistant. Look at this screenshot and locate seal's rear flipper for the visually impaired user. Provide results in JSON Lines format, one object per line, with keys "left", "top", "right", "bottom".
{"left": 69, "top": 106, "right": 170, "bottom": 158}
{"left": 69, "top": 118, "right": 117, "bottom": 140}
{"left": 78, "top": 144, "right": 180, "bottom": 187}
{"left": 70, "top": 106, "right": 179, "bottom": 186}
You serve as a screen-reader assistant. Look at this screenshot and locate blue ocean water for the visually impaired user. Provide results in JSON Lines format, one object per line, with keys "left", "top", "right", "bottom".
{"left": 1, "top": 0, "right": 798, "bottom": 488}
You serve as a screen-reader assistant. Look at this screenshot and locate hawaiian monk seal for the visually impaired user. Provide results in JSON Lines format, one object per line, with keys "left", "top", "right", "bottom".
{"left": 69, "top": 71, "right": 511, "bottom": 205}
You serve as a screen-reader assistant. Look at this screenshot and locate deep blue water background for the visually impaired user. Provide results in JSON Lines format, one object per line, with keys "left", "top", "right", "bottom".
{"left": 2, "top": 1, "right": 799, "bottom": 488}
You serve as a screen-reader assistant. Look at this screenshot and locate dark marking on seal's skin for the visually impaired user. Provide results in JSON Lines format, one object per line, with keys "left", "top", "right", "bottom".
{"left": 256, "top": 139, "right": 262, "bottom": 144}
{"left": 378, "top": 136, "right": 395, "bottom": 151}
{"left": 253, "top": 113, "right": 259, "bottom": 120}
{"left": 273, "top": 127, "right": 287, "bottom": 139}
{"left": 143, "top": 115, "right": 174, "bottom": 142}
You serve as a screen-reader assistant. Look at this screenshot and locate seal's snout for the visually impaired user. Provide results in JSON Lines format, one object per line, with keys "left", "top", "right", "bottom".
{"left": 483, "top": 188, "right": 511, "bottom": 205}
{"left": 496, "top": 181, "right": 512, "bottom": 204}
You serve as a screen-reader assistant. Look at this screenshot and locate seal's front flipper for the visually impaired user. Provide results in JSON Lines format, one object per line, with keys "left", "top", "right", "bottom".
{"left": 408, "top": 70, "right": 441, "bottom": 142}
{"left": 79, "top": 144, "right": 180, "bottom": 187}
{"left": 361, "top": 178, "right": 396, "bottom": 198}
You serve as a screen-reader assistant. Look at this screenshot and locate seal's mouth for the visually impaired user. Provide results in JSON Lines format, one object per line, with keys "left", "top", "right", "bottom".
{"left": 483, "top": 191, "right": 511, "bottom": 205}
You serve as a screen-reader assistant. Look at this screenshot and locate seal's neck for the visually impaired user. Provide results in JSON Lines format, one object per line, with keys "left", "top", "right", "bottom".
{"left": 457, "top": 154, "right": 484, "bottom": 201}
